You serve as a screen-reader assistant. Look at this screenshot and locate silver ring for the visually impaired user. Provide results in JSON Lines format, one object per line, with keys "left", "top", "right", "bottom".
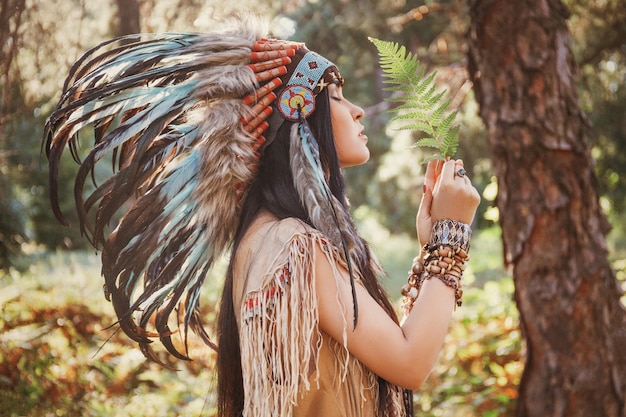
{"left": 455, "top": 168, "right": 466, "bottom": 178}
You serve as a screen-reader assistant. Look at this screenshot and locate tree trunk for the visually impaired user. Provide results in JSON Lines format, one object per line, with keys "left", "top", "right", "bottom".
{"left": 466, "top": 1, "right": 626, "bottom": 416}
{"left": 0, "top": 0, "right": 27, "bottom": 269}
{"left": 116, "top": 0, "right": 140, "bottom": 37}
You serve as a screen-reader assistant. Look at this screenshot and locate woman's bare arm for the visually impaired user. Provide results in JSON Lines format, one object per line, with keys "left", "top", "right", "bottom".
{"left": 317, "top": 159, "right": 480, "bottom": 390}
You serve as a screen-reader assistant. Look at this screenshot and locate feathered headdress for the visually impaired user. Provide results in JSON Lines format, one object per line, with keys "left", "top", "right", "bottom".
{"left": 44, "top": 26, "right": 367, "bottom": 362}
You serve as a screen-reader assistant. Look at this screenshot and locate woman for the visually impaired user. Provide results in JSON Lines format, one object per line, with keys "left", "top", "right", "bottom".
{"left": 44, "top": 25, "right": 480, "bottom": 417}
{"left": 217, "top": 40, "right": 479, "bottom": 417}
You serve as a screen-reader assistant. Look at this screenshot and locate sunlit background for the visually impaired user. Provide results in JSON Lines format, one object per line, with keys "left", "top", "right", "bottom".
{"left": 1, "top": 0, "right": 624, "bottom": 416}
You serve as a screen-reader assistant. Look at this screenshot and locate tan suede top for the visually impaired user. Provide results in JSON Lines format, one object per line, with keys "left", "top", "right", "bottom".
{"left": 232, "top": 213, "right": 404, "bottom": 417}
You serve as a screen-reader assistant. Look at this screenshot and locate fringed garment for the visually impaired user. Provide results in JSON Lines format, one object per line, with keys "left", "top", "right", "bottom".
{"left": 233, "top": 212, "right": 406, "bottom": 417}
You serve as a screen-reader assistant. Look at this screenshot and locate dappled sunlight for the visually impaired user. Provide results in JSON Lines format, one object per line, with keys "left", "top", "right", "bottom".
{"left": 0, "top": 251, "right": 217, "bottom": 416}
{"left": 0, "top": 236, "right": 521, "bottom": 416}
{"left": 2, "top": 0, "right": 624, "bottom": 415}
{"left": 416, "top": 279, "right": 522, "bottom": 417}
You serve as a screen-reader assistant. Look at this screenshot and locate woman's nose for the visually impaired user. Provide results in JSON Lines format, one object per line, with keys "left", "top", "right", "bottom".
{"left": 353, "top": 103, "right": 364, "bottom": 120}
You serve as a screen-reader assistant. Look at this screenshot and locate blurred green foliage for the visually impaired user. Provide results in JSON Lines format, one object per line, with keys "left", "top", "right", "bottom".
{"left": 0, "top": 0, "right": 624, "bottom": 415}
{"left": 0, "top": 230, "right": 518, "bottom": 417}
{"left": 1, "top": 0, "right": 624, "bottom": 266}
{"left": 0, "top": 250, "right": 222, "bottom": 416}
{"left": 417, "top": 279, "right": 522, "bottom": 417}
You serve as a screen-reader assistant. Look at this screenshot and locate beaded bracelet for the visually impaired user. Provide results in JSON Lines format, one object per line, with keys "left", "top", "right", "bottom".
{"left": 430, "top": 219, "right": 472, "bottom": 253}
{"left": 401, "top": 220, "right": 471, "bottom": 314}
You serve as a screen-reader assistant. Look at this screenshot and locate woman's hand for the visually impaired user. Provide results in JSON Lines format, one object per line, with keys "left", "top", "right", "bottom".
{"left": 416, "top": 159, "right": 481, "bottom": 246}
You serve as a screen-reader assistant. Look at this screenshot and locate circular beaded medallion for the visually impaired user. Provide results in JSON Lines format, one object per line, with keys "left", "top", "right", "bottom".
{"left": 277, "top": 85, "right": 315, "bottom": 121}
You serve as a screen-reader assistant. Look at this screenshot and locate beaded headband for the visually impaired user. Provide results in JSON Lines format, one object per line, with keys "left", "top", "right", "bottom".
{"left": 241, "top": 39, "right": 344, "bottom": 155}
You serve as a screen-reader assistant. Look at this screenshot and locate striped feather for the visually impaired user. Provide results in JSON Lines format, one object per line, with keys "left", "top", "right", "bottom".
{"left": 289, "top": 120, "right": 373, "bottom": 327}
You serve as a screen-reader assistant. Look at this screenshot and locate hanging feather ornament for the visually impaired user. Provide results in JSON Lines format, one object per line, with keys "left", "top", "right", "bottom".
{"left": 43, "top": 28, "right": 300, "bottom": 362}
{"left": 271, "top": 49, "right": 375, "bottom": 328}
{"left": 289, "top": 116, "right": 366, "bottom": 327}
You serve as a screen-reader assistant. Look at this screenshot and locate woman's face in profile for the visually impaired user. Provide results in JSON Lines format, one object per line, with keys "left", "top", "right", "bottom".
{"left": 328, "top": 83, "right": 370, "bottom": 168}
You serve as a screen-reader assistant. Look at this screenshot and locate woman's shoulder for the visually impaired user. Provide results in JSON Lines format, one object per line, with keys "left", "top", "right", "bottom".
{"left": 235, "top": 213, "right": 319, "bottom": 271}
{"left": 246, "top": 212, "right": 319, "bottom": 245}
{"left": 233, "top": 212, "right": 325, "bottom": 306}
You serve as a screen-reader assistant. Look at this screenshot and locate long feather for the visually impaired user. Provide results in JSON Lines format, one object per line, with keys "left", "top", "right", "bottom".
{"left": 289, "top": 118, "right": 369, "bottom": 328}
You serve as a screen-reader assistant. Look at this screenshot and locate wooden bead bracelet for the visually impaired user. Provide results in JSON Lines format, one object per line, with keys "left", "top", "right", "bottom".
{"left": 401, "top": 220, "right": 471, "bottom": 314}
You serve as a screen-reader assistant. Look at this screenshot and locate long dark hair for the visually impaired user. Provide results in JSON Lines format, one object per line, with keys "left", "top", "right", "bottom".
{"left": 216, "top": 89, "right": 411, "bottom": 416}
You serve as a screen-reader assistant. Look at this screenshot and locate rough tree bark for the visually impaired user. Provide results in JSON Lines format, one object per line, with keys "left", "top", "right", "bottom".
{"left": 466, "top": 0, "right": 626, "bottom": 416}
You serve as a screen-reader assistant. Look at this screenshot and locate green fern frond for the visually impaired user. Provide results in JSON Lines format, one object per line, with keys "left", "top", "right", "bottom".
{"left": 370, "top": 37, "right": 461, "bottom": 160}
{"left": 434, "top": 110, "right": 457, "bottom": 140}
{"left": 416, "top": 138, "right": 441, "bottom": 149}
{"left": 403, "top": 121, "right": 435, "bottom": 136}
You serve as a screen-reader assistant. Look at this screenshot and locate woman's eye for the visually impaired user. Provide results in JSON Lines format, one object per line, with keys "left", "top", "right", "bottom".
{"left": 331, "top": 96, "right": 342, "bottom": 101}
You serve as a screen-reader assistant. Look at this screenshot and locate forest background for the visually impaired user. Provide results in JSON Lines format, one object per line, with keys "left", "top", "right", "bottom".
{"left": 0, "top": 0, "right": 624, "bottom": 416}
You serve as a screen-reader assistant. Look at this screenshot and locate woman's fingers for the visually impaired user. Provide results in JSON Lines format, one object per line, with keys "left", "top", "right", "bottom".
{"left": 452, "top": 159, "right": 470, "bottom": 183}
{"left": 430, "top": 159, "right": 481, "bottom": 225}
{"left": 417, "top": 158, "right": 480, "bottom": 243}
{"left": 433, "top": 159, "right": 456, "bottom": 194}
{"left": 423, "top": 160, "right": 438, "bottom": 190}
{"left": 416, "top": 183, "right": 434, "bottom": 246}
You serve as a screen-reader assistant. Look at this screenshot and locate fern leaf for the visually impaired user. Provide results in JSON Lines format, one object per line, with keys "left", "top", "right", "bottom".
{"left": 431, "top": 97, "right": 452, "bottom": 125}
{"left": 434, "top": 110, "right": 457, "bottom": 140}
{"left": 415, "top": 72, "right": 436, "bottom": 96}
{"left": 416, "top": 138, "right": 441, "bottom": 148}
{"left": 441, "top": 125, "right": 461, "bottom": 157}
{"left": 402, "top": 121, "right": 435, "bottom": 135}
{"left": 370, "top": 37, "right": 461, "bottom": 160}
